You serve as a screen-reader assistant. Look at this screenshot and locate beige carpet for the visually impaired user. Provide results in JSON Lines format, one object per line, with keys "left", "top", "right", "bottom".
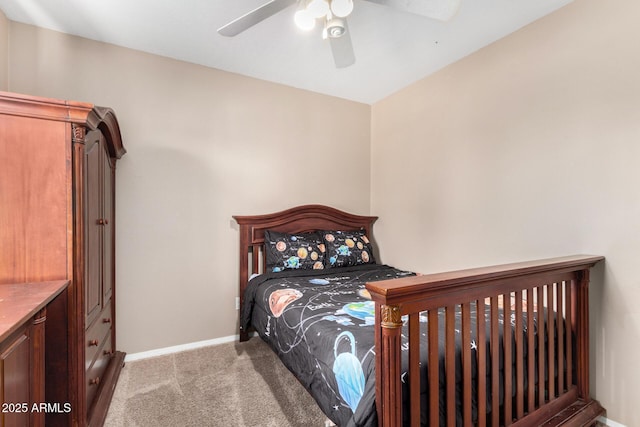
{"left": 105, "top": 338, "right": 330, "bottom": 427}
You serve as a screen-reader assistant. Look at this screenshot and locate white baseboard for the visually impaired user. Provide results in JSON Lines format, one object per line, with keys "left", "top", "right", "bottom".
{"left": 124, "top": 334, "right": 239, "bottom": 362}
{"left": 598, "top": 416, "right": 626, "bottom": 427}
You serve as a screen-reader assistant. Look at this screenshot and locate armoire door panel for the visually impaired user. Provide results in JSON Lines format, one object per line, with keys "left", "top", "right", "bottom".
{"left": 84, "top": 134, "right": 103, "bottom": 329}
{"left": 103, "top": 145, "right": 114, "bottom": 305}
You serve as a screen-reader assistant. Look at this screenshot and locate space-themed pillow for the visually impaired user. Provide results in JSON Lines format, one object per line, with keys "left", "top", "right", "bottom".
{"left": 264, "top": 230, "right": 326, "bottom": 272}
{"left": 320, "top": 229, "right": 376, "bottom": 268}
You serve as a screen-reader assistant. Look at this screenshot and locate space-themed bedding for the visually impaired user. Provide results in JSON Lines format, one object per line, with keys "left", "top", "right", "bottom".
{"left": 241, "top": 264, "right": 544, "bottom": 427}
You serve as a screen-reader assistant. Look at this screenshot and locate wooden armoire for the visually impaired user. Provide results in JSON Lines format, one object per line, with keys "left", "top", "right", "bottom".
{"left": 0, "top": 91, "right": 126, "bottom": 426}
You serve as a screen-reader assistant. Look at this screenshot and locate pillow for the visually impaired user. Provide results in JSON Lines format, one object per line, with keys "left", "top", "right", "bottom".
{"left": 264, "top": 230, "right": 325, "bottom": 272}
{"left": 321, "top": 229, "right": 376, "bottom": 268}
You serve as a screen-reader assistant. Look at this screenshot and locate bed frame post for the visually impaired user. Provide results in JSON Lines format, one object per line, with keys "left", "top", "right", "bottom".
{"left": 237, "top": 224, "right": 250, "bottom": 342}
{"left": 576, "top": 268, "right": 591, "bottom": 399}
{"left": 376, "top": 303, "right": 403, "bottom": 426}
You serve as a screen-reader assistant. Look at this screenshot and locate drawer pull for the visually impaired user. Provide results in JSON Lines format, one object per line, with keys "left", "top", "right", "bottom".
{"left": 97, "top": 218, "right": 109, "bottom": 225}
{"left": 88, "top": 339, "right": 99, "bottom": 347}
{"left": 89, "top": 377, "right": 100, "bottom": 386}
{"left": 102, "top": 318, "right": 112, "bottom": 323}
{"left": 103, "top": 349, "right": 114, "bottom": 356}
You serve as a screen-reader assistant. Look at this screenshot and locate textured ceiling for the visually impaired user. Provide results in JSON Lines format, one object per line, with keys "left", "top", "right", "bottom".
{"left": 0, "top": 0, "right": 573, "bottom": 104}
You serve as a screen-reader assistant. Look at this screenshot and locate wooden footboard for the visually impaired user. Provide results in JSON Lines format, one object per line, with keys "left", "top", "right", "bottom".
{"left": 366, "top": 255, "right": 605, "bottom": 427}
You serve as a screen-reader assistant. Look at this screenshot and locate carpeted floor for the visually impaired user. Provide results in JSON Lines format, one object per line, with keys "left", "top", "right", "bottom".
{"left": 105, "top": 338, "right": 330, "bottom": 427}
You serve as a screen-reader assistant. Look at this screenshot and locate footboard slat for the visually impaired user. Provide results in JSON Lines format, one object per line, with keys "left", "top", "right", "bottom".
{"left": 408, "top": 313, "right": 420, "bottom": 427}
{"left": 515, "top": 290, "right": 524, "bottom": 420}
{"left": 503, "top": 294, "right": 513, "bottom": 426}
{"left": 557, "top": 282, "right": 565, "bottom": 395}
{"left": 566, "top": 282, "right": 573, "bottom": 390}
{"left": 367, "top": 255, "right": 604, "bottom": 427}
{"left": 547, "top": 283, "right": 556, "bottom": 400}
{"left": 490, "top": 296, "right": 500, "bottom": 427}
{"left": 428, "top": 309, "right": 439, "bottom": 427}
{"left": 445, "top": 306, "right": 456, "bottom": 427}
{"left": 526, "top": 289, "right": 535, "bottom": 413}
{"left": 537, "top": 285, "right": 545, "bottom": 406}
{"left": 462, "top": 302, "right": 472, "bottom": 426}
{"left": 476, "top": 300, "right": 487, "bottom": 427}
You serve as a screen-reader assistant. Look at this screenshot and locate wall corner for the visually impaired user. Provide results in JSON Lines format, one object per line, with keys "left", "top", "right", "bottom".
{"left": 0, "top": 9, "right": 9, "bottom": 91}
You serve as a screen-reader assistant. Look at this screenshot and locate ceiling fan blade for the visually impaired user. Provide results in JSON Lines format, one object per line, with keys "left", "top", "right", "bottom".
{"left": 329, "top": 21, "right": 356, "bottom": 68}
{"left": 363, "top": 0, "right": 461, "bottom": 21}
{"left": 218, "top": 0, "right": 297, "bottom": 37}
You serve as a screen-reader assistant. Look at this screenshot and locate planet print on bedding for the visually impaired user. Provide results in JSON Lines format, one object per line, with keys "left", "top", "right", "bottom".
{"left": 341, "top": 301, "right": 375, "bottom": 326}
{"left": 268, "top": 288, "right": 303, "bottom": 317}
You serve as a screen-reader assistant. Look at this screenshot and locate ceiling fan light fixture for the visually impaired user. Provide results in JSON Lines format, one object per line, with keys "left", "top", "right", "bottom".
{"left": 307, "top": 0, "right": 330, "bottom": 18}
{"left": 294, "top": 7, "right": 316, "bottom": 31}
{"left": 330, "top": 0, "right": 353, "bottom": 18}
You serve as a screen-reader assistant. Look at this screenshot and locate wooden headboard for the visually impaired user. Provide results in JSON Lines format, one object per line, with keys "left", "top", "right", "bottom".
{"left": 233, "top": 204, "right": 377, "bottom": 341}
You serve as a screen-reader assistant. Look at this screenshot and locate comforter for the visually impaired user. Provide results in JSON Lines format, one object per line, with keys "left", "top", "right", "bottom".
{"left": 241, "top": 264, "right": 540, "bottom": 426}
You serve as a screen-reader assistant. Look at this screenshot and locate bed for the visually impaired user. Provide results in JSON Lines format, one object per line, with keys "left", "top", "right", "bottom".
{"left": 234, "top": 204, "right": 605, "bottom": 426}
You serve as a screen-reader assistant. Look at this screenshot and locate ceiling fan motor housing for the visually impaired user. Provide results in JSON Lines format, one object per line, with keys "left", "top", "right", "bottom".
{"left": 326, "top": 17, "right": 346, "bottom": 38}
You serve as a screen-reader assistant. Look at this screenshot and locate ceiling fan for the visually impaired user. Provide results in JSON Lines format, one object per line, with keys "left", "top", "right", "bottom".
{"left": 218, "top": 0, "right": 461, "bottom": 68}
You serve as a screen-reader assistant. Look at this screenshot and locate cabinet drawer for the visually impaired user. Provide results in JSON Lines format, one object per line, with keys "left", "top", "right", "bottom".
{"left": 1, "top": 328, "right": 31, "bottom": 427}
{"left": 86, "top": 332, "right": 113, "bottom": 410}
{"left": 85, "top": 300, "right": 113, "bottom": 372}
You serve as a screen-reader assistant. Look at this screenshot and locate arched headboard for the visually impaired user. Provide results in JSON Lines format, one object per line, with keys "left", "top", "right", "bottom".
{"left": 233, "top": 204, "right": 377, "bottom": 340}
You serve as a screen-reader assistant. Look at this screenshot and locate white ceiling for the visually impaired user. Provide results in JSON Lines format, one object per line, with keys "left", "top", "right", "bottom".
{"left": 0, "top": 0, "right": 573, "bottom": 104}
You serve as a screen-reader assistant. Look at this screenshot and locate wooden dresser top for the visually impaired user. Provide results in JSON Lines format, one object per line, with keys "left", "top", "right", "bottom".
{"left": 0, "top": 280, "right": 69, "bottom": 342}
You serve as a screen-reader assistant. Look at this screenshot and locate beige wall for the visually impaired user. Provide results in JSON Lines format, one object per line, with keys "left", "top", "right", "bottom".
{"left": 5, "top": 0, "right": 638, "bottom": 422}
{"left": 7, "top": 22, "right": 371, "bottom": 354}
{"left": 371, "top": 0, "right": 639, "bottom": 424}
{"left": 0, "top": 9, "right": 8, "bottom": 90}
